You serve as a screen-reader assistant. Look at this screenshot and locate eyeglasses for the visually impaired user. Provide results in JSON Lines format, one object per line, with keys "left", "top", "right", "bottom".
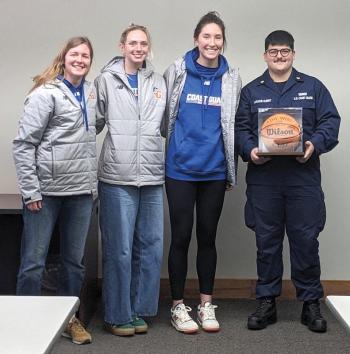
{"left": 266, "top": 48, "right": 292, "bottom": 57}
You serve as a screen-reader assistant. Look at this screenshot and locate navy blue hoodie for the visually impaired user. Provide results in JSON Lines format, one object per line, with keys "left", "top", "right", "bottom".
{"left": 166, "top": 48, "right": 229, "bottom": 181}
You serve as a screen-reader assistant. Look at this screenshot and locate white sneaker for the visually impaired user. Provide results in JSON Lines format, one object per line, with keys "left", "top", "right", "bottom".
{"left": 197, "top": 302, "right": 220, "bottom": 332}
{"left": 171, "top": 303, "right": 199, "bottom": 334}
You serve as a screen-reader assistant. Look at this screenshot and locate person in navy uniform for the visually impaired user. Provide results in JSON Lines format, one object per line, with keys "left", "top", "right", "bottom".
{"left": 235, "top": 30, "right": 340, "bottom": 333}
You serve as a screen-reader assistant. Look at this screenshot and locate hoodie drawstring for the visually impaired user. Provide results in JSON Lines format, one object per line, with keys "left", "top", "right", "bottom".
{"left": 200, "top": 74, "right": 218, "bottom": 129}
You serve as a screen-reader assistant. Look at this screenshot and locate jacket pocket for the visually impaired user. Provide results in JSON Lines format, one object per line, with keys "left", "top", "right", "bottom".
{"left": 51, "top": 145, "right": 56, "bottom": 180}
{"left": 291, "top": 99, "right": 315, "bottom": 109}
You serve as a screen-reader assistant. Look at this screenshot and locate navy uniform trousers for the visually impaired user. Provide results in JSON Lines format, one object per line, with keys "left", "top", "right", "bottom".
{"left": 245, "top": 184, "right": 326, "bottom": 301}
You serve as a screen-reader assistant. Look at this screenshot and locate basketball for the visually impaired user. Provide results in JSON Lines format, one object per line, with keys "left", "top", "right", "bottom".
{"left": 260, "top": 113, "right": 301, "bottom": 152}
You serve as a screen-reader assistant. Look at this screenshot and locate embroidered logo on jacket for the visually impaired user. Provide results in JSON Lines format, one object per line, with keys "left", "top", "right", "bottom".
{"left": 293, "top": 92, "right": 314, "bottom": 101}
{"left": 131, "top": 88, "right": 138, "bottom": 97}
{"left": 254, "top": 99, "right": 272, "bottom": 104}
{"left": 88, "top": 91, "right": 96, "bottom": 100}
{"left": 153, "top": 87, "right": 162, "bottom": 99}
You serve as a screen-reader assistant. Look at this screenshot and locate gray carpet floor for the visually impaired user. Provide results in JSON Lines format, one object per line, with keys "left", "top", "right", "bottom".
{"left": 52, "top": 299, "right": 350, "bottom": 354}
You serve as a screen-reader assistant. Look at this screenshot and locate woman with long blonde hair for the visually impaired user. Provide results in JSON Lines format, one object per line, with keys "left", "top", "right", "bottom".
{"left": 13, "top": 36, "right": 98, "bottom": 345}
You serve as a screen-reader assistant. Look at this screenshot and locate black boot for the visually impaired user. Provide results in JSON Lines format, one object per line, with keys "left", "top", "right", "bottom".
{"left": 301, "top": 300, "right": 327, "bottom": 333}
{"left": 247, "top": 297, "right": 277, "bottom": 330}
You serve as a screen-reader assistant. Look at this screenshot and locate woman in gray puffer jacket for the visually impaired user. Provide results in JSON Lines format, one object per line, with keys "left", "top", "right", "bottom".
{"left": 95, "top": 24, "right": 166, "bottom": 336}
{"left": 13, "top": 37, "right": 97, "bottom": 344}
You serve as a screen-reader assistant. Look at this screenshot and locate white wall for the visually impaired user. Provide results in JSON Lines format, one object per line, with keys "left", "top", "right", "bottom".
{"left": 1, "top": 0, "right": 349, "bottom": 279}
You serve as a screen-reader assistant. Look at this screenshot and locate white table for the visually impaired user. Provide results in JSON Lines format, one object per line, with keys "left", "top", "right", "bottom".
{"left": 0, "top": 296, "right": 79, "bottom": 354}
{"left": 326, "top": 295, "right": 350, "bottom": 332}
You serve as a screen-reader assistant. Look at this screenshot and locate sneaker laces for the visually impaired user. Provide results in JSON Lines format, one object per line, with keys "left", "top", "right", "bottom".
{"left": 173, "top": 305, "right": 193, "bottom": 323}
{"left": 70, "top": 318, "right": 86, "bottom": 334}
{"left": 200, "top": 303, "right": 218, "bottom": 320}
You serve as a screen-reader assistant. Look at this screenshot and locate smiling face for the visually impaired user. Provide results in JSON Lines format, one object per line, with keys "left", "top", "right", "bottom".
{"left": 120, "top": 29, "right": 149, "bottom": 73}
{"left": 63, "top": 43, "right": 92, "bottom": 86}
{"left": 195, "top": 22, "right": 224, "bottom": 67}
{"left": 264, "top": 44, "right": 295, "bottom": 80}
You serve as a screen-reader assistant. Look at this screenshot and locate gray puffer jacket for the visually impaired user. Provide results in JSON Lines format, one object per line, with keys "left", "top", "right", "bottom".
{"left": 162, "top": 56, "right": 241, "bottom": 185}
{"left": 95, "top": 57, "right": 166, "bottom": 186}
{"left": 13, "top": 79, "right": 97, "bottom": 204}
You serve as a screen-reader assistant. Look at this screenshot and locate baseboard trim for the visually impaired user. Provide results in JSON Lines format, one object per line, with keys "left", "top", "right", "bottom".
{"left": 160, "top": 279, "right": 350, "bottom": 300}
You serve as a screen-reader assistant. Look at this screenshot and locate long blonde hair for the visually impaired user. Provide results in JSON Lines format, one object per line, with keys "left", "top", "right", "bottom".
{"left": 29, "top": 36, "right": 93, "bottom": 93}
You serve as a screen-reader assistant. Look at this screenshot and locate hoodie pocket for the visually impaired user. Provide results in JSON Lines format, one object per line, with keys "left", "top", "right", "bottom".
{"left": 174, "top": 138, "right": 226, "bottom": 175}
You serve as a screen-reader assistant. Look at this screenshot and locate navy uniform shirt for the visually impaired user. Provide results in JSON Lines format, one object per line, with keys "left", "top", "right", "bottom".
{"left": 235, "top": 68, "right": 340, "bottom": 186}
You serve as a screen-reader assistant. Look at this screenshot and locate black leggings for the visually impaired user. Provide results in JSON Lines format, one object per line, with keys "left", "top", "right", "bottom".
{"left": 165, "top": 177, "right": 226, "bottom": 300}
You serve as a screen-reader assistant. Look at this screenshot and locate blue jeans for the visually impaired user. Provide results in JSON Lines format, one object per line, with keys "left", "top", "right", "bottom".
{"left": 99, "top": 182, "right": 164, "bottom": 325}
{"left": 17, "top": 194, "right": 93, "bottom": 296}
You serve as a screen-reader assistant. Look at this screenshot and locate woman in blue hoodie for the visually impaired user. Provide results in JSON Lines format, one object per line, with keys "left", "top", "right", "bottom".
{"left": 163, "top": 12, "right": 241, "bottom": 334}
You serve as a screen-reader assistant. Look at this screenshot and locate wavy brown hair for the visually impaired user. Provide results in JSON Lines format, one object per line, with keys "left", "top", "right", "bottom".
{"left": 29, "top": 36, "right": 93, "bottom": 93}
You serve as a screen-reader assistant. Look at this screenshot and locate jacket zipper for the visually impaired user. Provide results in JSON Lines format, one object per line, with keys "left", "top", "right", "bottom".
{"left": 51, "top": 145, "right": 56, "bottom": 180}
{"left": 137, "top": 72, "right": 142, "bottom": 187}
{"left": 85, "top": 83, "right": 93, "bottom": 192}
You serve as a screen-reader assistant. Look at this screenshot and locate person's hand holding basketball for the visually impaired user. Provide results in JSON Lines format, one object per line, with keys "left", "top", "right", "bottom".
{"left": 250, "top": 147, "right": 271, "bottom": 165}
{"left": 296, "top": 141, "right": 314, "bottom": 163}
